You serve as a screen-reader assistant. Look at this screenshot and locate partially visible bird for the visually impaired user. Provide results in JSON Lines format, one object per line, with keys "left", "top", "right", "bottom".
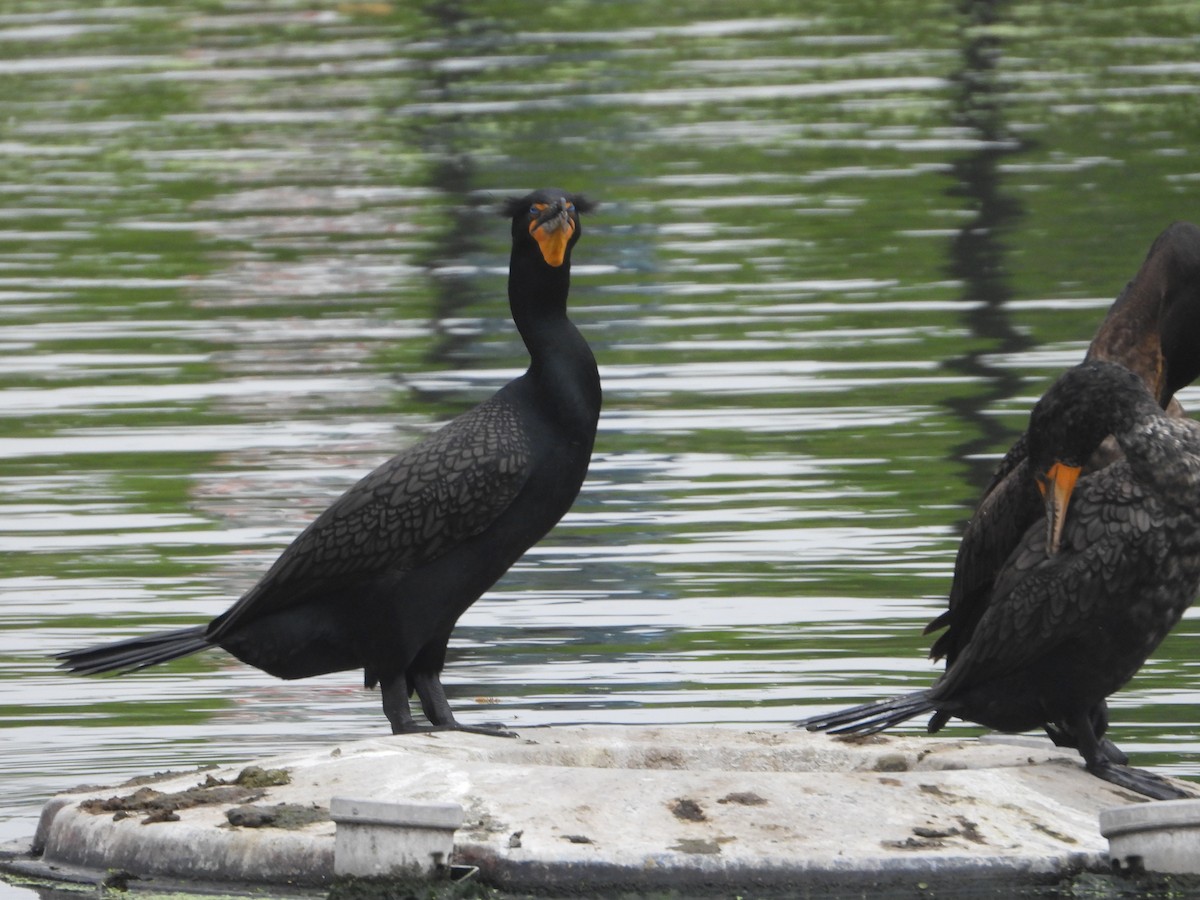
{"left": 802, "top": 361, "right": 1200, "bottom": 799}
{"left": 930, "top": 222, "right": 1200, "bottom": 662}
{"left": 57, "top": 189, "right": 601, "bottom": 736}
{"left": 925, "top": 222, "right": 1200, "bottom": 760}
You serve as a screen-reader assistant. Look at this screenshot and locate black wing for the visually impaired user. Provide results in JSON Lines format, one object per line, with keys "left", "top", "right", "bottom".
{"left": 209, "top": 394, "right": 531, "bottom": 639}
{"left": 926, "top": 450, "right": 1042, "bottom": 663}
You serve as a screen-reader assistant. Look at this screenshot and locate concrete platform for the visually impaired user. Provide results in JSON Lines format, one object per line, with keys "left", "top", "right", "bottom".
{"left": 4, "top": 725, "right": 1193, "bottom": 895}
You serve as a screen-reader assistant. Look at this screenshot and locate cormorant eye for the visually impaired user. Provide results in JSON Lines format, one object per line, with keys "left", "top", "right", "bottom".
{"left": 529, "top": 204, "right": 538, "bottom": 215}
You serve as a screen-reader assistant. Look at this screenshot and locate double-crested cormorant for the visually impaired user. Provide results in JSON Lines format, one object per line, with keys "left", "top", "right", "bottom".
{"left": 56, "top": 189, "right": 600, "bottom": 736}
{"left": 802, "top": 361, "right": 1200, "bottom": 799}
{"left": 925, "top": 222, "right": 1200, "bottom": 759}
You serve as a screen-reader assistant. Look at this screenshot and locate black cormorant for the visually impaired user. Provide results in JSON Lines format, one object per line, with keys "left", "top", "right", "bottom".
{"left": 925, "top": 222, "right": 1200, "bottom": 762}
{"left": 928, "top": 222, "right": 1200, "bottom": 668}
{"left": 802, "top": 361, "right": 1200, "bottom": 800}
{"left": 57, "top": 189, "right": 601, "bottom": 736}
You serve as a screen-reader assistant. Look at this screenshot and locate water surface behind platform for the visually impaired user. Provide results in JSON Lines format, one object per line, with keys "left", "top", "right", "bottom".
{"left": 4, "top": 3, "right": 1200, "bottom": 886}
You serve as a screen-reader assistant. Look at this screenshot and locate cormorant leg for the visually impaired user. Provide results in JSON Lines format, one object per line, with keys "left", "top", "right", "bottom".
{"left": 1046, "top": 728, "right": 1130, "bottom": 764}
{"left": 1089, "top": 702, "right": 1129, "bottom": 765}
{"left": 410, "top": 670, "right": 517, "bottom": 738}
{"left": 380, "top": 672, "right": 426, "bottom": 735}
{"left": 1044, "top": 704, "right": 1128, "bottom": 765}
{"left": 1098, "top": 739, "right": 1130, "bottom": 765}
{"left": 1069, "top": 710, "right": 1193, "bottom": 801}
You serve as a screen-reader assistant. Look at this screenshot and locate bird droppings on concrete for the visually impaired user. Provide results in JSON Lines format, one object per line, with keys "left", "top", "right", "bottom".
{"left": 717, "top": 791, "right": 767, "bottom": 806}
{"left": 874, "top": 752, "right": 911, "bottom": 772}
{"left": 76, "top": 765, "right": 296, "bottom": 829}
{"left": 671, "top": 837, "right": 723, "bottom": 855}
{"left": 669, "top": 798, "right": 706, "bottom": 822}
{"left": 233, "top": 766, "right": 291, "bottom": 788}
{"left": 226, "top": 803, "right": 329, "bottom": 830}
{"left": 81, "top": 783, "right": 267, "bottom": 822}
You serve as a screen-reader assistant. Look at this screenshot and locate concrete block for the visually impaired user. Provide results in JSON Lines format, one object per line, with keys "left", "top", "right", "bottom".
{"left": 18, "top": 727, "right": 1192, "bottom": 892}
{"left": 331, "top": 797, "right": 464, "bottom": 878}
{"left": 1101, "top": 799, "right": 1200, "bottom": 874}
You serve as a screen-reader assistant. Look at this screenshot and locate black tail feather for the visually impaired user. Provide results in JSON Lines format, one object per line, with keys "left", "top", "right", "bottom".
{"left": 55, "top": 626, "right": 211, "bottom": 675}
{"left": 798, "top": 689, "right": 938, "bottom": 736}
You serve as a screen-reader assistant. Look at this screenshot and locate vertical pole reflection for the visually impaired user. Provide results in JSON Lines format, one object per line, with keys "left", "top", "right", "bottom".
{"left": 422, "top": 151, "right": 487, "bottom": 370}
{"left": 417, "top": 1, "right": 490, "bottom": 371}
{"left": 943, "top": 0, "right": 1031, "bottom": 494}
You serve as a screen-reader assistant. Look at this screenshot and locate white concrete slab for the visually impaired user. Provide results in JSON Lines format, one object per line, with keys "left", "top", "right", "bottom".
{"left": 9, "top": 725, "right": 1192, "bottom": 893}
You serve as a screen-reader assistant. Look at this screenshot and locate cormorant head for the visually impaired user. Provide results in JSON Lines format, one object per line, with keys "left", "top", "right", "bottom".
{"left": 1026, "top": 360, "right": 1152, "bottom": 555}
{"left": 501, "top": 189, "right": 595, "bottom": 268}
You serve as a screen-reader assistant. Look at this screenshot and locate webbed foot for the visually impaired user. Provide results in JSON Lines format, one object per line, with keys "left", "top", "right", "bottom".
{"left": 390, "top": 721, "right": 517, "bottom": 738}
{"left": 1087, "top": 760, "right": 1197, "bottom": 801}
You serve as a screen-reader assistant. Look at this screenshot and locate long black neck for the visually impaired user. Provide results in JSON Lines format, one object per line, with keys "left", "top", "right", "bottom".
{"left": 508, "top": 250, "right": 601, "bottom": 432}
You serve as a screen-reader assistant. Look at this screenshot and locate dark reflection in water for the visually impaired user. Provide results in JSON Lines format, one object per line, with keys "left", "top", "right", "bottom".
{"left": 943, "top": 0, "right": 1031, "bottom": 494}
{"left": 415, "top": 2, "right": 490, "bottom": 371}
{"left": 421, "top": 154, "right": 489, "bottom": 371}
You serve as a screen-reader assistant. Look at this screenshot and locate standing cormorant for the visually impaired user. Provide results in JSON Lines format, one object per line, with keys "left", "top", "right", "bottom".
{"left": 802, "top": 361, "right": 1200, "bottom": 799}
{"left": 57, "top": 189, "right": 600, "bottom": 736}
{"left": 925, "top": 222, "right": 1200, "bottom": 760}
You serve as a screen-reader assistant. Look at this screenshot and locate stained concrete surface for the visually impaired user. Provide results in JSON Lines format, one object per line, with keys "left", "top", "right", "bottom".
{"left": 4, "top": 725, "right": 1191, "bottom": 894}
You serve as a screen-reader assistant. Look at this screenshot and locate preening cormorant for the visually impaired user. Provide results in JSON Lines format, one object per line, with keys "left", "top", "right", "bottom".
{"left": 929, "top": 222, "right": 1200, "bottom": 663}
{"left": 925, "top": 221, "right": 1200, "bottom": 760}
{"left": 802, "top": 361, "right": 1200, "bottom": 799}
{"left": 57, "top": 189, "right": 601, "bottom": 736}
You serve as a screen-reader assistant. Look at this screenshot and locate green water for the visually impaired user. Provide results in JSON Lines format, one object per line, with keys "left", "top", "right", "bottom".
{"left": 2, "top": 4, "right": 1200, "bottom": 894}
